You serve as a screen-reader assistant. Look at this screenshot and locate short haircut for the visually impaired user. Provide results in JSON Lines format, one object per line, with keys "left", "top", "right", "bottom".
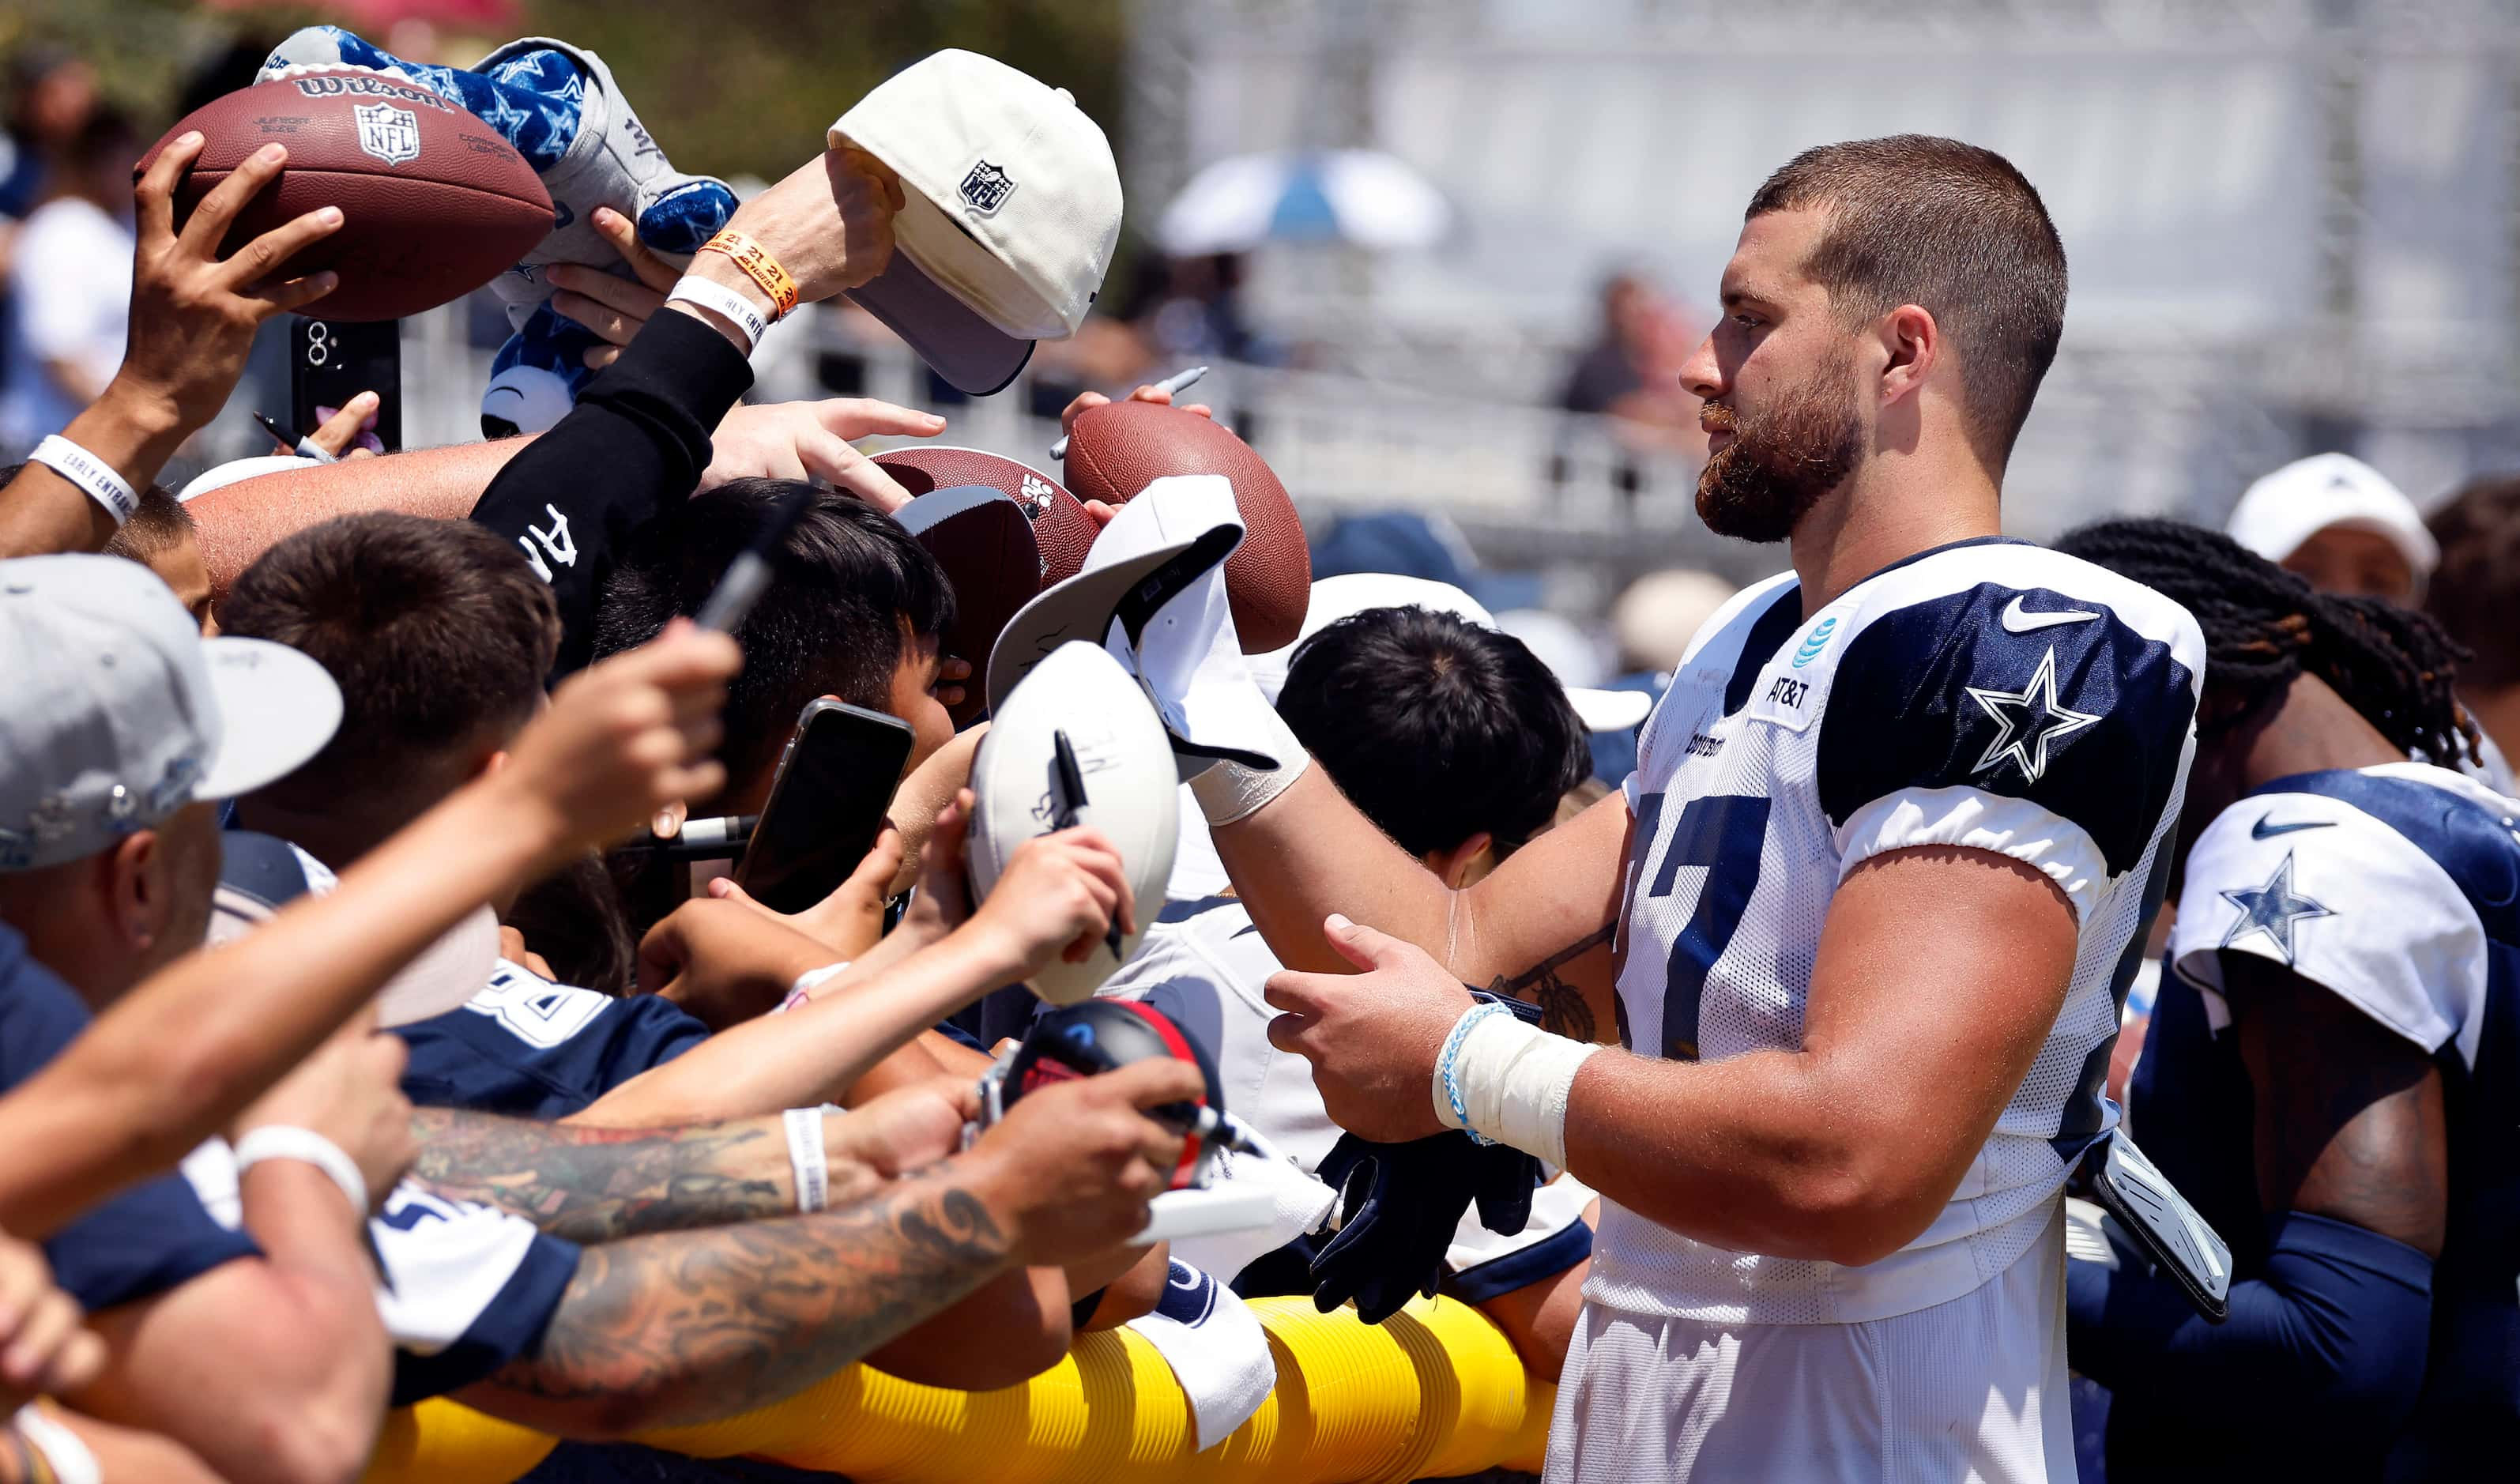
{"left": 1275, "top": 606, "right": 1588, "bottom": 859}
{"left": 1746, "top": 134, "right": 2068, "bottom": 466}
{"left": 101, "top": 485, "right": 194, "bottom": 565}
{"left": 592, "top": 480, "right": 955, "bottom": 789}
{"left": 2427, "top": 473, "right": 2520, "bottom": 690}
{"left": 222, "top": 514, "right": 559, "bottom": 812}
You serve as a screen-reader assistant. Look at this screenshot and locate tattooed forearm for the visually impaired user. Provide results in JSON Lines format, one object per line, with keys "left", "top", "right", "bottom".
{"left": 406, "top": 1108, "right": 880, "bottom": 1245}
{"left": 468, "top": 1172, "right": 1013, "bottom": 1432}
{"left": 1483, "top": 922, "right": 1615, "bottom": 1041}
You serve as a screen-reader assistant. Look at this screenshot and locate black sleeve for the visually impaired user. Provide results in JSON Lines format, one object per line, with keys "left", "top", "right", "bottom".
{"left": 470, "top": 310, "right": 754, "bottom": 679}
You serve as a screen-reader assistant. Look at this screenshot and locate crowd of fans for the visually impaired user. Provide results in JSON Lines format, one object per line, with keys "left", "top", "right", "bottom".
{"left": 0, "top": 24, "right": 2515, "bottom": 1484}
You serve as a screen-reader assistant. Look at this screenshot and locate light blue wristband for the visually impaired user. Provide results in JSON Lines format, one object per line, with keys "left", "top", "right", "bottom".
{"left": 1436, "top": 1002, "right": 1512, "bottom": 1145}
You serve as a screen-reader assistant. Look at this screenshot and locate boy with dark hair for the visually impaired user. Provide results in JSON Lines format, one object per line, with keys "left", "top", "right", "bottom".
{"left": 1103, "top": 586, "right": 1598, "bottom": 1375}
{"left": 592, "top": 478, "right": 960, "bottom": 811}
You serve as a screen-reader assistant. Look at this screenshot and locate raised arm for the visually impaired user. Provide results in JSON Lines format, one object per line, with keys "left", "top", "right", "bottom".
{"left": 1, "top": 135, "right": 341, "bottom": 559}
{"left": 0, "top": 627, "right": 738, "bottom": 1234}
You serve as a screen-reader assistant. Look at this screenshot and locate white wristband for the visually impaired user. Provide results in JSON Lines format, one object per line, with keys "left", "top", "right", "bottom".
{"left": 232, "top": 1125, "right": 368, "bottom": 1218}
{"left": 27, "top": 435, "right": 137, "bottom": 526}
{"left": 784, "top": 1107, "right": 830, "bottom": 1213}
{"left": 774, "top": 961, "right": 849, "bottom": 1015}
{"left": 13, "top": 1403, "right": 100, "bottom": 1484}
{"left": 667, "top": 275, "right": 770, "bottom": 352}
{"left": 1431, "top": 1006, "right": 1600, "bottom": 1169}
{"left": 1187, "top": 703, "right": 1312, "bottom": 827}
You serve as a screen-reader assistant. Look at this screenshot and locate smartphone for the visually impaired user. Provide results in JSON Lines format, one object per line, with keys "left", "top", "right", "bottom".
{"left": 734, "top": 699, "right": 917, "bottom": 915}
{"left": 289, "top": 315, "right": 402, "bottom": 453}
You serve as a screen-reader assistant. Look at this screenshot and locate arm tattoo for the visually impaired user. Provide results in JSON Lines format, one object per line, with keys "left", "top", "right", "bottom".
{"left": 1482, "top": 922, "right": 1615, "bottom": 1041}
{"left": 406, "top": 1108, "right": 877, "bottom": 1245}
{"left": 476, "top": 1173, "right": 1010, "bottom": 1427}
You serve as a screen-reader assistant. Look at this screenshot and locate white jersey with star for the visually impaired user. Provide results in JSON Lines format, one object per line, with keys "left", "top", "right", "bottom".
{"left": 2168, "top": 761, "right": 2513, "bottom": 1071}
{"left": 1591, "top": 539, "right": 2204, "bottom": 1325}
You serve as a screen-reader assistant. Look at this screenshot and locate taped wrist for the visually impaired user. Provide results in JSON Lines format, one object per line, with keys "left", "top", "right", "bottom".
{"left": 1187, "top": 701, "right": 1309, "bottom": 826}
{"left": 1432, "top": 1004, "right": 1599, "bottom": 1169}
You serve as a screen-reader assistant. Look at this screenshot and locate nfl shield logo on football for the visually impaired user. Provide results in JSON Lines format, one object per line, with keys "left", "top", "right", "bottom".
{"left": 354, "top": 103, "right": 422, "bottom": 167}
{"left": 959, "top": 160, "right": 1016, "bottom": 214}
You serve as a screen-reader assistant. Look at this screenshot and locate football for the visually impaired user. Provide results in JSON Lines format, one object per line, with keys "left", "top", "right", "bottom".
{"left": 1060, "top": 401, "right": 1310, "bottom": 650}
{"left": 966, "top": 642, "right": 1179, "bottom": 1005}
{"left": 891, "top": 484, "right": 1042, "bottom": 725}
{"left": 138, "top": 72, "right": 552, "bottom": 322}
{"left": 873, "top": 446, "right": 1099, "bottom": 589}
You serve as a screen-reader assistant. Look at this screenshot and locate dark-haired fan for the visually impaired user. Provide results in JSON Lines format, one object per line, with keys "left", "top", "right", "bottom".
{"left": 2056, "top": 517, "right": 2517, "bottom": 1479}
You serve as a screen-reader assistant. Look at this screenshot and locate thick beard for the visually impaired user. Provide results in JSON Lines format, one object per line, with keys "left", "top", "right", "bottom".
{"left": 1694, "top": 355, "right": 1864, "bottom": 544}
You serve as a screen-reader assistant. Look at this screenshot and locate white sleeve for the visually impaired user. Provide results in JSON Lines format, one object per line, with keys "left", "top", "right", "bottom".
{"left": 1834, "top": 785, "right": 2108, "bottom": 918}
{"left": 2170, "top": 800, "right": 2484, "bottom": 1056}
{"left": 371, "top": 1184, "right": 563, "bottom": 1352}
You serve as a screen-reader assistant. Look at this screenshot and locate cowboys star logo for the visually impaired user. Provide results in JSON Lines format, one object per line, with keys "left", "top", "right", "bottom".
{"left": 353, "top": 102, "right": 422, "bottom": 167}
{"left": 959, "top": 160, "right": 1016, "bottom": 214}
{"left": 1964, "top": 645, "right": 2101, "bottom": 783}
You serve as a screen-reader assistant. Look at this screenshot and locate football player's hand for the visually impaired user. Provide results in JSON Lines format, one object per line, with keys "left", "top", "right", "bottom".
{"left": 1266, "top": 913, "right": 1471, "bottom": 1143}
{"left": 706, "top": 824, "right": 905, "bottom": 961}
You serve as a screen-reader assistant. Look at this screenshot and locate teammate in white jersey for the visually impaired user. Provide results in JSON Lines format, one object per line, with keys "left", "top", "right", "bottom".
{"left": 2056, "top": 518, "right": 2518, "bottom": 1479}
{"left": 1166, "top": 137, "right": 2206, "bottom": 1481}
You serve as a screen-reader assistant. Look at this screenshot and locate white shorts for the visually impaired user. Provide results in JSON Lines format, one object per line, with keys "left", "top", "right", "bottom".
{"left": 1544, "top": 1212, "right": 2070, "bottom": 1484}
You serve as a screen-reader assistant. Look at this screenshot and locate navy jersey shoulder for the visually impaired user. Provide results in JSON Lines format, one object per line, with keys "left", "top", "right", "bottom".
{"left": 1815, "top": 554, "right": 2198, "bottom": 877}
{"left": 394, "top": 966, "right": 710, "bottom": 1119}
{"left": 0, "top": 925, "right": 258, "bottom": 1309}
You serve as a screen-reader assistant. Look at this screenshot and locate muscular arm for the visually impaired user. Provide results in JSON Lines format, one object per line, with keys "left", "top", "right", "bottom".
{"left": 1561, "top": 846, "right": 2078, "bottom": 1265}
{"left": 1219, "top": 769, "right": 1632, "bottom": 996}
{"left": 457, "top": 1168, "right": 1018, "bottom": 1437}
{"left": 190, "top": 437, "right": 525, "bottom": 598}
{"left": 72, "top": 1165, "right": 391, "bottom": 1484}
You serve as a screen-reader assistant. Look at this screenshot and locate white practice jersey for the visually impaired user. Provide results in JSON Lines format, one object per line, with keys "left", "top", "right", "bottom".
{"left": 1594, "top": 539, "right": 2203, "bottom": 1324}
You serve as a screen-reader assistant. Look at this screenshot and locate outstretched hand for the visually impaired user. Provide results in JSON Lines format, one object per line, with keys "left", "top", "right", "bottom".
{"left": 704, "top": 397, "right": 943, "bottom": 510}
{"left": 123, "top": 134, "right": 347, "bottom": 431}
{"left": 1265, "top": 913, "right": 1470, "bottom": 1143}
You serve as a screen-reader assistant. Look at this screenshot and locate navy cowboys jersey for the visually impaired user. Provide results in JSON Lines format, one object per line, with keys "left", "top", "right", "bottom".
{"left": 2142, "top": 762, "right": 2520, "bottom": 1467}
{"left": 394, "top": 959, "right": 710, "bottom": 1119}
{"left": 1593, "top": 538, "right": 2202, "bottom": 1324}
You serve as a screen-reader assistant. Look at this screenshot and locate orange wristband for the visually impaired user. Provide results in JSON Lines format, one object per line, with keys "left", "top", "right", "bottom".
{"left": 699, "top": 228, "right": 799, "bottom": 318}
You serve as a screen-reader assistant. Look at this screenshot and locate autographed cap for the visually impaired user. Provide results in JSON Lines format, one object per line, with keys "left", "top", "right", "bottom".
{"left": 834, "top": 50, "right": 1122, "bottom": 395}
{"left": 988, "top": 476, "right": 1279, "bottom": 778}
{"left": 0, "top": 555, "right": 341, "bottom": 872}
{"left": 1248, "top": 573, "right": 1655, "bottom": 733}
{"left": 2227, "top": 453, "right": 2439, "bottom": 585}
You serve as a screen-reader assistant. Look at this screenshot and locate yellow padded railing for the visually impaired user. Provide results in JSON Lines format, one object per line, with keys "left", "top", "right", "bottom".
{"left": 363, "top": 1294, "right": 1553, "bottom": 1483}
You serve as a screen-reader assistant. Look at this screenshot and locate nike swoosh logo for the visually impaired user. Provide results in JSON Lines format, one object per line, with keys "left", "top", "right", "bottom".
{"left": 2251, "top": 817, "right": 2336, "bottom": 839}
{"left": 2001, "top": 596, "right": 2100, "bottom": 633}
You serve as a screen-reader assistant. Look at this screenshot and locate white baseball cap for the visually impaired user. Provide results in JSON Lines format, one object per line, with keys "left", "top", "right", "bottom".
{"left": 0, "top": 556, "right": 341, "bottom": 872}
{"left": 987, "top": 476, "right": 1283, "bottom": 778}
{"left": 833, "top": 50, "right": 1122, "bottom": 396}
{"left": 1249, "top": 573, "right": 1655, "bottom": 733}
{"left": 2226, "top": 454, "right": 2439, "bottom": 582}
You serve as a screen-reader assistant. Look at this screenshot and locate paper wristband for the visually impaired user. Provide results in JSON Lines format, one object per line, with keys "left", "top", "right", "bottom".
{"left": 232, "top": 1124, "right": 369, "bottom": 1218}
{"left": 785, "top": 1106, "right": 830, "bottom": 1213}
{"left": 27, "top": 435, "right": 137, "bottom": 526}
{"left": 699, "top": 228, "right": 800, "bottom": 317}
{"left": 667, "top": 276, "right": 770, "bottom": 352}
{"left": 775, "top": 961, "right": 850, "bottom": 1015}
{"left": 13, "top": 1404, "right": 99, "bottom": 1484}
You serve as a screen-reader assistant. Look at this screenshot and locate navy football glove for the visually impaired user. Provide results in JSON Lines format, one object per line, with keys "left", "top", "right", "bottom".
{"left": 1306, "top": 993, "right": 1546, "bottom": 1324}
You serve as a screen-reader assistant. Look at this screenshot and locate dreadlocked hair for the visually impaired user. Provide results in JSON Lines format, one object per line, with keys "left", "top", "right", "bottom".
{"left": 2055, "top": 517, "right": 2480, "bottom": 766}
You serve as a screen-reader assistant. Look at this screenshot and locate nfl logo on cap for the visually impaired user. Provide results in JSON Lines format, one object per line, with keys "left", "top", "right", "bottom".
{"left": 960, "top": 160, "right": 1016, "bottom": 214}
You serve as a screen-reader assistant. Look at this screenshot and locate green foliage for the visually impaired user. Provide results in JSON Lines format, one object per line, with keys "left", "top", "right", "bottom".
{"left": 8, "top": 1, "right": 1129, "bottom": 185}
